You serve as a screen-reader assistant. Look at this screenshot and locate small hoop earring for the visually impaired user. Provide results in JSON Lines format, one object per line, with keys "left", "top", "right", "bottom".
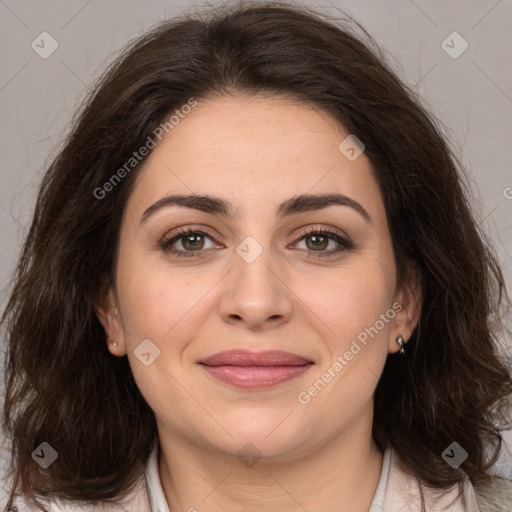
{"left": 396, "top": 335, "right": 406, "bottom": 355}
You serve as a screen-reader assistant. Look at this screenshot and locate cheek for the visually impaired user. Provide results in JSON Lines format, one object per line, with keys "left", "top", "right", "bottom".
{"left": 115, "top": 248, "right": 194, "bottom": 341}
{"left": 324, "top": 259, "right": 395, "bottom": 400}
{"left": 115, "top": 255, "right": 196, "bottom": 420}
{"left": 297, "top": 266, "right": 394, "bottom": 419}
{"left": 301, "top": 260, "right": 395, "bottom": 350}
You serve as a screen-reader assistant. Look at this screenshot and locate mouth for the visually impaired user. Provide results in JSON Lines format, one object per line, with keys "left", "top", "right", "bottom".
{"left": 198, "top": 350, "right": 314, "bottom": 389}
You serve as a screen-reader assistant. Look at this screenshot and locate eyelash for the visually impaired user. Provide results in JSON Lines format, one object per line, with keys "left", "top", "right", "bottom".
{"left": 160, "top": 225, "right": 353, "bottom": 259}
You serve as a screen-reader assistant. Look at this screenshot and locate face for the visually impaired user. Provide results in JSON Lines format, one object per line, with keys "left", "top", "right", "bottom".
{"left": 97, "top": 94, "right": 421, "bottom": 460}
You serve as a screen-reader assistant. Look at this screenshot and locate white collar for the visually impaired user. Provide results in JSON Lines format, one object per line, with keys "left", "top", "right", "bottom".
{"left": 145, "top": 440, "right": 391, "bottom": 512}
{"left": 145, "top": 441, "right": 170, "bottom": 512}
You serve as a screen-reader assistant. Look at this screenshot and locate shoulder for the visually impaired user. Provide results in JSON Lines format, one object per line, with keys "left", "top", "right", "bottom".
{"left": 474, "top": 476, "right": 512, "bottom": 512}
{"left": 0, "top": 434, "right": 153, "bottom": 512}
{"left": 383, "top": 447, "right": 512, "bottom": 511}
{"left": 0, "top": 479, "right": 152, "bottom": 512}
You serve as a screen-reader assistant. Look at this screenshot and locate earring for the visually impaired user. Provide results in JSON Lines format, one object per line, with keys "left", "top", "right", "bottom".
{"left": 395, "top": 335, "right": 406, "bottom": 355}
{"left": 109, "top": 337, "right": 117, "bottom": 347}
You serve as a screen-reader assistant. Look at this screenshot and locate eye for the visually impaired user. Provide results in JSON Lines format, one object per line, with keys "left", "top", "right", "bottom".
{"left": 292, "top": 227, "right": 353, "bottom": 258}
{"left": 160, "top": 227, "right": 222, "bottom": 258}
{"left": 160, "top": 225, "right": 353, "bottom": 259}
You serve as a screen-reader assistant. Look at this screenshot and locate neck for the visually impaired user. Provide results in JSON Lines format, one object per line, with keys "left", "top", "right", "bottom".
{"left": 157, "top": 413, "right": 383, "bottom": 512}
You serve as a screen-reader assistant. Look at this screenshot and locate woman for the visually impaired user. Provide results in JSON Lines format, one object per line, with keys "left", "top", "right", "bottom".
{"left": 1, "top": 2, "right": 511, "bottom": 511}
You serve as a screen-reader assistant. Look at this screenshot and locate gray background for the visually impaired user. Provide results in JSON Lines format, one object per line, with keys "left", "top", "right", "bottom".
{"left": 0, "top": 0, "right": 511, "bottom": 476}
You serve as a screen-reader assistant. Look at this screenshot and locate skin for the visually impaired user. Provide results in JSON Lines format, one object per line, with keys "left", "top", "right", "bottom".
{"left": 96, "top": 94, "right": 422, "bottom": 512}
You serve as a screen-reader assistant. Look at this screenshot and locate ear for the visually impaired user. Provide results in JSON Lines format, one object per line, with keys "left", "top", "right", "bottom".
{"left": 94, "top": 279, "right": 127, "bottom": 357}
{"left": 388, "top": 259, "right": 422, "bottom": 354}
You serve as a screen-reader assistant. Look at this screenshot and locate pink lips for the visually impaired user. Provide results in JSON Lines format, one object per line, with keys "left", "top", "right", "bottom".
{"left": 199, "top": 350, "right": 313, "bottom": 389}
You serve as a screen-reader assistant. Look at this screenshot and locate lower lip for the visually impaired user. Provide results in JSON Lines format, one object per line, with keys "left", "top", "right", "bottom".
{"left": 200, "top": 364, "right": 313, "bottom": 388}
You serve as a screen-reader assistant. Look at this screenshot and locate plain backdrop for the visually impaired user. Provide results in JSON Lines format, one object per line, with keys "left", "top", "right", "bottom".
{"left": 0, "top": 0, "right": 511, "bottom": 479}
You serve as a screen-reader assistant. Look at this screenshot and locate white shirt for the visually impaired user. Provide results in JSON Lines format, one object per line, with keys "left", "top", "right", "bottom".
{"left": 145, "top": 442, "right": 392, "bottom": 512}
{"left": 0, "top": 435, "right": 494, "bottom": 511}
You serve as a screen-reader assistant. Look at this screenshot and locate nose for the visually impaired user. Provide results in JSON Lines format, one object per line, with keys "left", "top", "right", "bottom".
{"left": 218, "top": 242, "right": 293, "bottom": 331}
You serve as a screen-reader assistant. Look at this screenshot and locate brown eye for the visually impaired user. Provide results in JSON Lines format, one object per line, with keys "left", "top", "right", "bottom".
{"left": 161, "top": 228, "right": 221, "bottom": 258}
{"left": 180, "top": 232, "right": 206, "bottom": 250}
{"left": 305, "top": 233, "right": 330, "bottom": 251}
{"left": 293, "top": 229, "right": 353, "bottom": 258}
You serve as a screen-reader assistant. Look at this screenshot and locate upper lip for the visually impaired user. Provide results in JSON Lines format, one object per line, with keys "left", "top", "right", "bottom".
{"left": 199, "top": 350, "right": 313, "bottom": 367}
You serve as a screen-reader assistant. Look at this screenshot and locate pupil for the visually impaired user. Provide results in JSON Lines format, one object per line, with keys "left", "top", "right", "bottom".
{"left": 185, "top": 234, "right": 202, "bottom": 248}
{"left": 308, "top": 234, "right": 327, "bottom": 250}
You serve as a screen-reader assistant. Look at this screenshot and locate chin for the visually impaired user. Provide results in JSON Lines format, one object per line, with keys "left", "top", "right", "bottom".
{"left": 208, "top": 415, "right": 311, "bottom": 458}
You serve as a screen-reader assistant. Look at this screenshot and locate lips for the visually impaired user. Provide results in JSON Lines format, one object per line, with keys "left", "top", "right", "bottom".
{"left": 200, "top": 349, "right": 312, "bottom": 367}
{"left": 198, "top": 350, "right": 314, "bottom": 389}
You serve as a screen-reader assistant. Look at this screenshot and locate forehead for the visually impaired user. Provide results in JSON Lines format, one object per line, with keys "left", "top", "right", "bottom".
{"left": 125, "top": 94, "right": 385, "bottom": 226}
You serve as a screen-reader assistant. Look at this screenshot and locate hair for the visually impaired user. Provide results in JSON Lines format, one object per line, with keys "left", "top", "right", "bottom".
{"left": 2, "top": 1, "right": 511, "bottom": 510}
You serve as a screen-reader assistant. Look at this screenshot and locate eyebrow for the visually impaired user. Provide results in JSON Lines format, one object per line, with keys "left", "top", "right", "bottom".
{"left": 140, "top": 193, "right": 372, "bottom": 225}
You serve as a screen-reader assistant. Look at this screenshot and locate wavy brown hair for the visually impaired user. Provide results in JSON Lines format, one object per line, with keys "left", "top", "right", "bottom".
{"left": 2, "top": 1, "right": 511, "bottom": 510}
